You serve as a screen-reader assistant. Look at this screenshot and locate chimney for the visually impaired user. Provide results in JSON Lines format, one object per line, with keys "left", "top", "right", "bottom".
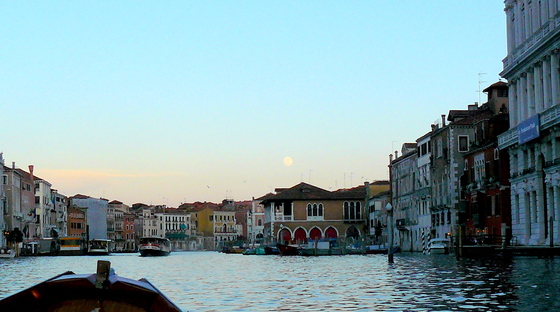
{"left": 12, "top": 162, "right": 15, "bottom": 169}
{"left": 441, "top": 114, "right": 446, "bottom": 127}
{"left": 29, "top": 165, "right": 34, "bottom": 182}
{"left": 395, "top": 150, "right": 399, "bottom": 158}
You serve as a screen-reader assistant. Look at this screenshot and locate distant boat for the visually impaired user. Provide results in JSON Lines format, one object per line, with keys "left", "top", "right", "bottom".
{"left": 139, "top": 237, "right": 171, "bottom": 257}
{"left": 0, "top": 260, "right": 182, "bottom": 312}
{"left": 88, "top": 239, "right": 112, "bottom": 255}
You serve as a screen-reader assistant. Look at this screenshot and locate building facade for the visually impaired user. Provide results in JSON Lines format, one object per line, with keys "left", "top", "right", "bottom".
{"left": 499, "top": 0, "right": 560, "bottom": 245}
{"left": 261, "top": 182, "right": 388, "bottom": 245}
{"left": 70, "top": 195, "right": 108, "bottom": 240}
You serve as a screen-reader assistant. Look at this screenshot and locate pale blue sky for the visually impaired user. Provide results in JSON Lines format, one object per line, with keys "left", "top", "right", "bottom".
{"left": 1, "top": 1, "right": 507, "bottom": 206}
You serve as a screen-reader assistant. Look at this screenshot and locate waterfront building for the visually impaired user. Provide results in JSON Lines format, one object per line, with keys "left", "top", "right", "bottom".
{"left": 261, "top": 182, "right": 389, "bottom": 244}
{"left": 2, "top": 162, "right": 35, "bottom": 241}
{"left": 461, "top": 82, "right": 511, "bottom": 243}
{"left": 233, "top": 200, "right": 251, "bottom": 243}
{"left": 250, "top": 195, "right": 270, "bottom": 244}
{"left": 32, "top": 170, "right": 56, "bottom": 239}
{"left": 499, "top": 0, "right": 560, "bottom": 246}
{"left": 1, "top": 153, "right": 5, "bottom": 249}
{"left": 391, "top": 143, "right": 423, "bottom": 252}
{"left": 367, "top": 189, "right": 390, "bottom": 245}
{"left": 123, "top": 212, "right": 136, "bottom": 251}
{"left": 156, "top": 207, "right": 191, "bottom": 251}
{"left": 70, "top": 194, "right": 109, "bottom": 240}
{"left": 51, "top": 190, "right": 68, "bottom": 237}
{"left": 67, "top": 206, "right": 87, "bottom": 238}
{"left": 106, "top": 201, "right": 115, "bottom": 246}
{"left": 108, "top": 200, "right": 129, "bottom": 251}
{"left": 430, "top": 107, "right": 487, "bottom": 241}
{"left": 415, "top": 133, "right": 434, "bottom": 250}
{"left": 184, "top": 200, "right": 250, "bottom": 251}
{"left": 139, "top": 206, "right": 158, "bottom": 238}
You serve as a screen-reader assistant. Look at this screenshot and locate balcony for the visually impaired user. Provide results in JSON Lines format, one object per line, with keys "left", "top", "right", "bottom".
{"left": 498, "top": 128, "right": 518, "bottom": 149}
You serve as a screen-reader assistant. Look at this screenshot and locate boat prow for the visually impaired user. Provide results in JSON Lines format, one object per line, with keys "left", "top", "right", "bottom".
{"left": 0, "top": 260, "right": 182, "bottom": 312}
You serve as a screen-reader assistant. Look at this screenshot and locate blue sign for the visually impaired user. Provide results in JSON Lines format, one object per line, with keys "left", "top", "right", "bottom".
{"left": 518, "top": 115, "right": 540, "bottom": 144}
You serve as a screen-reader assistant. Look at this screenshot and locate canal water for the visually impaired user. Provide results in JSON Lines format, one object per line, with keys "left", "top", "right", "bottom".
{"left": 1, "top": 252, "right": 560, "bottom": 311}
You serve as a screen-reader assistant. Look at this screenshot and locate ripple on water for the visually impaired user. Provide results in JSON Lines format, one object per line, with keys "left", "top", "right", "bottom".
{"left": 2, "top": 253, "right": 560, "bottom": 311}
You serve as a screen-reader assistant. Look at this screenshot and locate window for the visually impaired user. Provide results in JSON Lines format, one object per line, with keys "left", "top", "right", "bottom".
{"left": 343, "top": 201, "right": 362, "bottom": 221}
{"left": 307, "top": 203, "right": 324, "bottom": 220}
{"left": 458, "top": 135, "right": 469, "bottom": 152}
{"left": 209, "top": 215, "right": 213, "bottom": 221}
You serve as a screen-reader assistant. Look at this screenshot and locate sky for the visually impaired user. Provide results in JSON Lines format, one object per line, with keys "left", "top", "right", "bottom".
{"left": 1, "top": 1, "right": 507, "bottom": 207}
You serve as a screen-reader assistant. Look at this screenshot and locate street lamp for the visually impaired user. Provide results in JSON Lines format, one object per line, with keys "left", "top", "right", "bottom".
{"left": 386, "top": 203, "right": 394, "bottom": 264}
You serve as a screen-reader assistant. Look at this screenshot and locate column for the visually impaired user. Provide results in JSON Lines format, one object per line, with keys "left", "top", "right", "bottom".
{"left": 554, "top": 185, "right": 560, "bottom": 244}
{"left": 516, "top": 2, "right": 522, "bottom": 47}
{"left": 537, "top": 182, "right": 546, "bottom": 243}
{"left": 525, "top": 192, "right": 531, "bottom": 243}
{"left": 506, "top": 2, "right": 515, "bottom": 53}
{"left": 551, "top": 53, "right": 560, "bottom": 107}
{"left": 510, "top": 82, "right": 518, "bottom": 126}
{"left": 547, "top": 185, "right": 554, "bottom": 242}
{"left": 534, "top": 63, "right": 544, "bottom": 113}
{"left": 527, "top": 68, "right": 535, "bottom": 116}
{"left": 520, "top": 74, "right": 527, "bottom": 122}
{"left": 543, "top": 57, "right": 551, "bottom": 110}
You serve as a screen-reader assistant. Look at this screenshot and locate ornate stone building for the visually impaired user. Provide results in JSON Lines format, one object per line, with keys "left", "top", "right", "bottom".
{"left": 499, "top": 0, "right": 560, "bottom": 245}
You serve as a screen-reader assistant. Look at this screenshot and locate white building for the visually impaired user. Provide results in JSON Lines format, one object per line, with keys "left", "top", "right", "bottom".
{"left": 71, "top": 195, "right": 108, "bottom": 240}
{"left": 416, "top": 134, "right": 434, "bottom": 251}
{"left": 34, "top": 175, "right": 55, "bottom": 238}
{"left": 499, "top": 0, "right": 560, "bottom": 245}
{"left": 1, "top": 153, "right": 6, "bottom": 249}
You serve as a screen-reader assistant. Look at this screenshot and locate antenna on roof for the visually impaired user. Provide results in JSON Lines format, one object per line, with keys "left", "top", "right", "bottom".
{"left": 477, "top": 72, "right": 487, "bottom": 105}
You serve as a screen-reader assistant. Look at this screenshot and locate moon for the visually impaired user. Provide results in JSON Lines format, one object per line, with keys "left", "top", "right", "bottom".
{"left": 283, "top": 157, "right": 293, "bottom": 166}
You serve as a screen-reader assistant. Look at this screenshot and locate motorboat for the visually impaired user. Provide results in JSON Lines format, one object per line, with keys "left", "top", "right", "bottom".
{"left": 276, "top": 243, "right": 302, "bottom": 256}
{"left": 139, "top": 237, "right": 171, "bottom": 257}
{"left": 88, "top": 238, "right": 112, "bottom": 255}
{"left": 0, "top": 260, "right": 182, "bottom": 312}
{"left": 0, "top": 247, "right": 15, "bottom": 258}
{"left": 428, "top": 238, "right": 450, "bottom": 254}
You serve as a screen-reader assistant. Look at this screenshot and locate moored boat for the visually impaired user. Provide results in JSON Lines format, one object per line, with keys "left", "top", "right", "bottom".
{"left": 428, "top": 238, "right": 450, "bottom": 254}
{"left": 139, "top": 237, "right": 171, "bottom": 257}
{"left": 365, "top": 245, "right": 401, "bottom": 255}
{"left": 277, "top": 243, "right": 302, "bottom": 256}
{"left": 0, "top": 260, "right": 182, "bottom": 312}
{"left": 0, "top": 247, "right": 15, "bottom": 258}
{"left": 59, "top": 237, "right": 86, "bottom": 256}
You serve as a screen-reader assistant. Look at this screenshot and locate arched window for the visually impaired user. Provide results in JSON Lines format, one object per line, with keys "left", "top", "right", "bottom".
{"left": 307, "top": 202, "right": 324, "bottom": 220}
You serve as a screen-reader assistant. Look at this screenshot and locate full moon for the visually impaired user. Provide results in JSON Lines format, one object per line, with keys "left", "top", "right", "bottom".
{"left": 283, "top": 157, "right": 293, "bottom": 166}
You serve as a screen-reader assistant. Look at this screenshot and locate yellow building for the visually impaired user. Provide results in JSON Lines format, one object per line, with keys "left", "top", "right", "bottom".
{"left": 190, "top": 202, "right": 237, "bottom": 251}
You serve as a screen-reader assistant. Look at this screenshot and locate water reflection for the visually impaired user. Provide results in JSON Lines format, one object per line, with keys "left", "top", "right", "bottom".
{"left": 1, "top": 252, "right": 559, "bottom": 311}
